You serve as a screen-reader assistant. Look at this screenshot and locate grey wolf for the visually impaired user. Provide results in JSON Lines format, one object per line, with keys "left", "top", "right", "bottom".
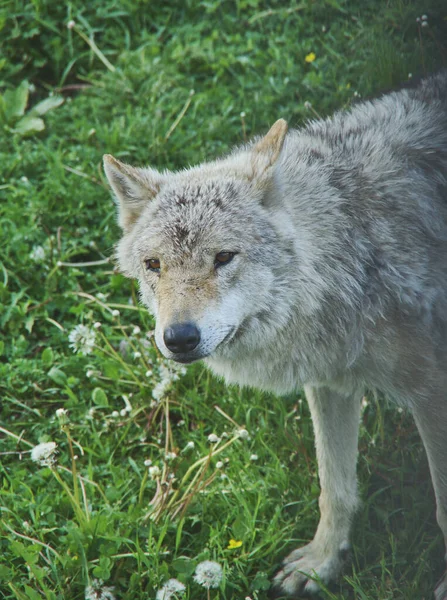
{"left": 104, "top": 72, "right": 447, "bottom": 599}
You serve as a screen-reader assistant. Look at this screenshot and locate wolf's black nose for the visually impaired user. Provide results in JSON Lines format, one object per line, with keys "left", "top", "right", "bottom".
{"left": 164, "top": 323, "right": 201, "bottom": 354}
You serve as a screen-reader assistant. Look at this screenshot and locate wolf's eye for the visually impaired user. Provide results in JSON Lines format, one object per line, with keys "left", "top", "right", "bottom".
{"left": 145, "top": 258, "right": 161, "bottom": 272}
{"left": 215, "top": 252, "right": 236, "bottom": 268}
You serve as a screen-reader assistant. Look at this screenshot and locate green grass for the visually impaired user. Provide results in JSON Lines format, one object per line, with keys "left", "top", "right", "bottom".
{"left": 1, "top": 0, "right": 446, "bottom": 598}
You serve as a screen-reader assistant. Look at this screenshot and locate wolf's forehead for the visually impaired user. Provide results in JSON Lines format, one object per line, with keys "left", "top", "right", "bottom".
{"left": 152, "top": 180, "right": 240, "bottom": 252}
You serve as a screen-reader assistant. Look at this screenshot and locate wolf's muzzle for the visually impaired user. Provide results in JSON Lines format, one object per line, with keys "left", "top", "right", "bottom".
{"left": 163, "top": 322, "right": 201, "bottom": 354}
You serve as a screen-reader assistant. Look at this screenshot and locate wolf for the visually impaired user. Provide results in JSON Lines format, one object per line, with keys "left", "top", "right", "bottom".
{"left": 103, "top": 72, "right": 447, "bottom": 599}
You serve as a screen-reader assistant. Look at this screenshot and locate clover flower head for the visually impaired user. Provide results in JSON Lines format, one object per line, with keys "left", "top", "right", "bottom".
{"left": 85, "top": 579, "right": 116, "bottom": 600}
{"left": 193, "top": 560, "right": 223, "bottom": 589}
{"left": 236, "top": 428, "right": 250, "bottom": 440}
{"left": 30, "top": 245, "right": 45, "bottom": 262}
{"left": 156, "top": 578, "right": 186, "bottom": 600}
{"left": 208, "top": 433, "right": 220, "bottom": 444}
{"left": 31, "top": 442, "right": 57, "bottom": 467}
{"left": 149, "top": 465, "right": 161, "bottom": 479}
{"left": 69, "top": 324, "right": 96, "bottom": 355}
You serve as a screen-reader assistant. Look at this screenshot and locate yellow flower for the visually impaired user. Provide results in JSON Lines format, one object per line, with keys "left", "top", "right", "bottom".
{"left": 305, "top": 52, "right": 316, "bottom": 63}
{"left": 227, "top": 539, "right": 243, "bottom": 549}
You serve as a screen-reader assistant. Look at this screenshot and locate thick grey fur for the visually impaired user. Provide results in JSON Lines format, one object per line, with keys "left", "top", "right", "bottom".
{"left": 104, "top": 72, "right": 447, "bottom": 599}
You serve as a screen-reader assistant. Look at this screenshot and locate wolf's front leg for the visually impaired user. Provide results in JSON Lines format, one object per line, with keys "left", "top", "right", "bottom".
{"left": 272, "top": 385, "right": 362, "bottom": 597}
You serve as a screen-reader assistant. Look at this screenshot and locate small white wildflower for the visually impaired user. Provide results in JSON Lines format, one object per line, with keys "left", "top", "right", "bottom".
{"left": 97, "top": 293, "right": 107, "bottom": 301}
{"left": 208, "top": 434, "right": 220, "bottom": 444}
{"left": 120, "top": 409, "right": 127, "bottom": 417}
{"left": 31, "top": 442, "right": 57, "bottom": 467}
{"left": 88, "top": 128, "right": 96, "bottom": 137}
{"left": 21, "top": 175, "right": 29, "bottom": 183}
{"left": 185, "top": 441, "right": 195, "bottom": 450}
{"left": 152, "top": 380, "right": 170, "bottom": 402}
{"left": 422, "top": 14, "right": 428, "bottom": 20}
{"left": 220, "top": 473, "right": 228, "bottom": 480}
{"left": 22, "top": 521, "right": 31, "bottom": 530}
{"left": 416, "top": 16, "right": 421, "bottom": 23}
{"left": 93, "top": 322, "right": 102, "bottom": 329}
{"left": 177, "top": 420, "right": 186, "bottom": 427}
{"left": 111, "top": 309, "right": 120, "bottom": 317}
{"left": 56, "top": 408, "right": 69, "bottom": 425}
{"left": 84, "top": 579, "right": 116, "bottom": 600}
{"left": 111, "top": 411, "right": 119, "bottom": 418}
{"left": 133, "top": 326, "right": 141, "bottom": 335}
{"left": 216, "top": 461, "right": 224, "bottom": 469}
{"left": 304, "top": 101, "right": 312, "bottom": 109}
{"left": 133, "top": 351, "right": 142, "bottom": 359}
{"left": 361, "top": 397, "right": 369, "bottom": 410}
{"left": 68, "top": 324, "right": 96, "bottom": 355}
{"left": 86, "top": 370, "right": 94, "bottom": 378}
{"left": 156, "top": 578, "right": 186, "bottom": 600}
{"left": 221, "top": 431, "right": 229, "bottom": 439}
{"left": 240, "top": 111, "right": 246, "bottom": 118}
{"left": 236, "top": 428, "right": 250, "bottom": 440}
{"left": 193, "top": 560, "right": 223, "bottom": 589}
{"left": 149, "top": 465, "right": 161, "bottom": 479}
{"left": 67, "top": 19, "right": 76, "bottom": 30}
{"left": 421, "top": 20, "right": 428, "bottom": 27}
{"left": 165, "top": 452, "right": 177, "bottom": 461}
{"left": 30, "top": 246, "right": 45, "bottom": 262}
{"left": 145, "top": 369, "right": 153, "bottom": 377}
{"left": 144, "top": 459, "right": 152, "bottom": 467}
{"left": 250, "top": 454, "right": 258, "bottom": 461}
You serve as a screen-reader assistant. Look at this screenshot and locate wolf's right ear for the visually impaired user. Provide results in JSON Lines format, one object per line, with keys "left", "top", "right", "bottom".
{"left": 103, "top": 155, "right": 164, "bottom": 231}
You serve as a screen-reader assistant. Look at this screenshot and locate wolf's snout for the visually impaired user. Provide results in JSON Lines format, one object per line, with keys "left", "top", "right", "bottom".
{"left": 163, "top": 322, "right": 201, "bottom": 354}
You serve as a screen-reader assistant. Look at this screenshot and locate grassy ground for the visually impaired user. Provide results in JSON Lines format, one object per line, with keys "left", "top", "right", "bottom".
{"left": 1, "top": 1, "right": 447, "bottom": 598}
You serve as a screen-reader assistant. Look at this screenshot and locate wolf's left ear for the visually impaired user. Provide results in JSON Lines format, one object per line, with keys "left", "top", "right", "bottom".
{"left": 250, "top": 119, "right": 288, "bottom": 180}
{"left": 103, "top": 155, "right": 164, "bottom": 231}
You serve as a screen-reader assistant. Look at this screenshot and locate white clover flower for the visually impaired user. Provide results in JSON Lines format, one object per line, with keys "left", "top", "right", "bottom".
{"left": 152, "top": 380, "right": 170, "bottom": 402}
{"left": 68, "top": 324, "right": 96, "bottom": 355}
{"left": 165, "top": 451, "right": 177, "bottom": 461}
{"left": 132, "top": 326, "right": 141, "bottom": 335}
{"left": 216, "top": 461, "right": 224, "bottom": 469}
{"left": 236, "top": 428, "right": 250, "bottom": 440}
{"left": 304, "top": 101, "right": 312, "bottom": 109}
{"left": 145, "top": 369, "right": 153, "bottom": 377}
{"left": 193, "top": 560, "right": 223, "bottom": 589}
{"left": 133, "top": 351, "right": 142, "bottom": 359}
{"left": 149, "top": 465, "right": 161, "bottom": 479}
{"left": 31, "top": 442, "right": 57, "bottom": 467}
{"left": 119, "top": 409, "right": 127, "bottom": 417}
{"left": 67, "top": 20, "right": 76, "bottom": 30}
{"left": 85, "top": 579, "right": 116, "bottom": 600}
{"left": 30, "top": 245, "right": 45, "bottom": 262}
{"left": 250, "top": 454, "right": 258, "bottom": 461}
{"left": 156, "top": 578, "right": 186, "bottom": 600}
{"left": 111, "top": 411, "right": 119, "bottom": 418}
{"left": 185, "top": 441, "right": 195, "bottom": 450}
{"left": 97, "top": 293, "right": 107, "bottom": 301}
{"left": 93, "top": 322, "right": 102, "bottom": 329}
{"left": 55, "top": 408, "right": 67, "bottom": 419}
{"left": 111, "top": 309, "right": 120, "bottom": 317}
{"left": 207, "top": 434, "right": 220, "bottom": 444}
{"left": 144, "top": 459, "right": 152, "bottom": 467}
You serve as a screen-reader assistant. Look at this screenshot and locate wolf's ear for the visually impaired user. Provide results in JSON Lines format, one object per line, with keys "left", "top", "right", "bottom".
{"left": 250, "top": 119, "right": 288, "bottom": 180}
{"left": 103, "top": 155, "right": 164, "bottom": 231}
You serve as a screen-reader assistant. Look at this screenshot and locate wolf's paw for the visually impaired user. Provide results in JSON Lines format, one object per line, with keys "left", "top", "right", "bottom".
{"left": 435, "top": 573, "right": 447, "bottom": 600}
{"left": 270, "top": 540, "right": 350, "bottom": 598}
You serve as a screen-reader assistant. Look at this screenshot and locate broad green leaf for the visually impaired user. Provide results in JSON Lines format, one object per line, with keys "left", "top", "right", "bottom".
{"left": 41, "top": 347, "right": 54, "bottom": 366}
{"left": 92, "top": 387, "right": 108, "bottom": 406}
{"left": 4, "top": 80, "right": 29, "bottom": 121}
{"left": 31, "top": 95, "right": 64, "bottom": 116}
{"left": 14, "top": 116, "right": 45, "bottom": 136}
{"left": 48, "top": 367, "right": 67, "bottom": 386}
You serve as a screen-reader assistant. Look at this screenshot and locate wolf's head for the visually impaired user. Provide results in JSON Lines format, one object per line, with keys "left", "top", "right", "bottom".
{"left": 104, "top": 120, "right": 293, "bottom": 365}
